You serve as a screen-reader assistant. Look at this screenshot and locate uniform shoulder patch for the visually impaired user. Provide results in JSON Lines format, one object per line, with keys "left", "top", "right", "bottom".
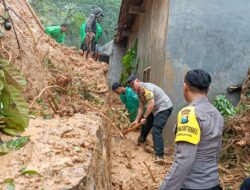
{"left": 175, "top": 106, "right": 200, "bottom": 145}
{"left": 142, "top": 87, "right": 154, "bottom": 100}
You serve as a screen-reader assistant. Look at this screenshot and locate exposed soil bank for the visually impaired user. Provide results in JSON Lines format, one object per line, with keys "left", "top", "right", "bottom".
{"left": 0, "top": 113, "right": 112, "bottom": 190}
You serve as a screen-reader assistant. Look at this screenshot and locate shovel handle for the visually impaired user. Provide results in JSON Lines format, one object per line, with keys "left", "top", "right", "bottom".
{"left": 122, "top": 122, "right": 142, "bottom": 135}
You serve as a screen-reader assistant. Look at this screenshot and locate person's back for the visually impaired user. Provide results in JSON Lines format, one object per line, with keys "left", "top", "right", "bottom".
{"left": 159, "top": 69, "right": 224, "bottom": 190}
{"left": 80, "top": 21, "right": 103, "bottom": 44}
{"left": 112, "top": 83, "right": 139, "bottom": 122}
{"left": 139, "top": 82, "right": 172, "bottom": 115}
{"left": 45, "top": 24, "right": 68, "bottom": 44}
{"left": 120, "top": 87, "right": 139, "bottom": 122}
{"left": 182, "top": 97, "right": 224, "bottom": 188}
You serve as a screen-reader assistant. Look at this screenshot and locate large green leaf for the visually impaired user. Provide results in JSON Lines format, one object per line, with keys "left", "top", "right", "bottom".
{"left": 0, "top": 59, "right": 27, "bottom": 91}
{"left": 1, "top": 86, "right": 29, "bottom": 131}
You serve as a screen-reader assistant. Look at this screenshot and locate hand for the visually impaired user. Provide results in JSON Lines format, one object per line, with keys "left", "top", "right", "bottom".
{"left": 140, "top": 118, "right": 147, "bottom": 125}
{"left": 131, "top": 120, "right": 139, "bottom": 127}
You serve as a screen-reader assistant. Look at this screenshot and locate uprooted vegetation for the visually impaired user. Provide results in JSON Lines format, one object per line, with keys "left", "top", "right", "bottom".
{"left": 218, "top": 69, "right": 250, "bottom": 189}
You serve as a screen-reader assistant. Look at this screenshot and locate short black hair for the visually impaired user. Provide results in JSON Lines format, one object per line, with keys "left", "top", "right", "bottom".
{"left": 184, "top": 69, "right": 211, "bottom": 92}
{"left": 112, "top": 82, "right": 122, "bottom": 91}
{"left": 61, "top": 23, "right": 69, "bottom": 28}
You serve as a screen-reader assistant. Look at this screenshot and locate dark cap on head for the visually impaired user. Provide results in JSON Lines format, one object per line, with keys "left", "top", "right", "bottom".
{"left": 126, "top": 75, "right": 137, "bottom": 84}
{"left": 112, "top": 82, "right": 122, "bottom": 91}
{"left": 184, "top": 69, "right": 211, "bottom": 91}
{"left": 61, "top": 23, "right": 69, "bottom": 28}
{"left": 92, "top": 7, "right": 104, "bottom": 17}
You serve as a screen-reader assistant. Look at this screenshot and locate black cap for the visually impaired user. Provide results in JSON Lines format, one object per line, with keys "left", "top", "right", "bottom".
{"left": 126, "top": 74, "right": 137, "bottom": 84}
{"left": 112, "top": 82, "right": 122, "bottom": 91}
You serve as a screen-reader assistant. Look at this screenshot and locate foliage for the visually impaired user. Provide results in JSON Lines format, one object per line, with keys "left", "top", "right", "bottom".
{"left": 120, "top": 42, "right": 137, "bottom": 85}
{"left": 213, "top": 95, "right": 236, "bottom": 117}
{"left": 0, "top": 136, "right": 30, "bottom": 155}
{"left": 0, "top": 59, "right": 29, "bottom": 135}
{"left": 19, "top": 167, "right": 40, "bottom": 176}
{"left": 29, "top": 0, "right": 121, "bottom": 47}
{"left": 3, "top": 178, "right": 15, "bottom": 190}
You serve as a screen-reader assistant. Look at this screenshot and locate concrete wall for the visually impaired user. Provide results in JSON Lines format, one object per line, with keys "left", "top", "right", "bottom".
{"left": 165, "top": 0, "right": 250, "bottom": 111}
{"left": 108, "top": 43, "right": 126, "bottom": 86}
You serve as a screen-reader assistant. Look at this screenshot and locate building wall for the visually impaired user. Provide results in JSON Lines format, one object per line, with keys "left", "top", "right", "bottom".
{"left": 128, "top": 0, "right": 170, "bottom": 87}
{"left": 108, "top": 43, "right": 126, "bottom": 86}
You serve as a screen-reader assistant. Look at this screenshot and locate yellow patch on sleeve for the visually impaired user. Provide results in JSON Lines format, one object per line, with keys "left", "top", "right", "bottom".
{"left": 142, "top": 87, "right": 154, "bottom": 100}
{"left": 175, "top": 106, "right": 200, "bottom": 145}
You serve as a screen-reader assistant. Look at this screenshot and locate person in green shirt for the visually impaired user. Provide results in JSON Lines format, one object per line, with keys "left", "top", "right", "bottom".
{"left": 45, "top": 23, "right": 69, "bottom": 44}
{"left": 80, "top": 20, "right": 103, "bottom": 60}
{"left": 80, "top": 7, "right": 103, "bottom": 60}
{"left": 112, "top": 82, "right": 139, "bottom": 122}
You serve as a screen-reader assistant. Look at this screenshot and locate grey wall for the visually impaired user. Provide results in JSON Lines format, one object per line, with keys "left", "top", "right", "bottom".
{"left": 163, "top": 0, "right": 250, "bottom": 143}
{"left": 108, "top": 43, "right": 126, "bottom": 86}
{"left": 165, "top": 0, "right": 250, "bottom": 109}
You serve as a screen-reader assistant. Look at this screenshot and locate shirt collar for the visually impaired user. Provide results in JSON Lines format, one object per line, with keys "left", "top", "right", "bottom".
{"left": 190, "top": 96, "right": 208, "bottom": 106}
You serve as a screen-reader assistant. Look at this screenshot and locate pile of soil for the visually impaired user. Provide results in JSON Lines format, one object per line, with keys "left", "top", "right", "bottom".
{"left": 0, "top": 113, "right": 103, "bottom": 189}
{"left": 0, "top": 0, "right": 116, "bottom": 189}
{"left": 219, "top": 69, "right": 250, "bottom": 189}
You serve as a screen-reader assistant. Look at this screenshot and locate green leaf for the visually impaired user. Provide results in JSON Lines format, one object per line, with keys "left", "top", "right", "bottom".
{"left": 0, "top": 136, "right": 29, "bottom": 156}
{"left": 20, "top": 169, "right": 40, "bottom": 176}
{"left": 0, "top": 59, "right": 27, "bottom": 91}
{"left": 1, "top": 86, "right": 29, "bottom": 131}
{"left": 0, "top": 128, "right": 18, "bottom": 136}
{"left": 3, "top": 178, "right": 15, "bottom": 190}
{"left": 6, "top": 136, "right": 29, "bottom": 149}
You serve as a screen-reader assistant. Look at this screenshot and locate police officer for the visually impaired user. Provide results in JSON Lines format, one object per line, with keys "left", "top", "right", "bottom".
{"left": 127, "top": 75, "right": 173, "bottom": 164}
{"left": 159, "top": 69, "right": 224, "bottom": 190}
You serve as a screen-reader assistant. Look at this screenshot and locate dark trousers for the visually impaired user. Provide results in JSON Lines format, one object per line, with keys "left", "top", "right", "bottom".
{"left": 181, "top": 184, "right": 222, "bottom": 190}
{"left": 240, "top": 178, "right": 250, "bottom": 190}
{"left": 138, "top": 108, "right": 172, "bottom": 157}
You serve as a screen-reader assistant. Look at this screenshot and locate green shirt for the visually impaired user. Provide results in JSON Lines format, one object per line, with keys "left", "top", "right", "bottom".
{"left": 80, "top": 21, "right": 103, "bottom": 43}
{"left": 45, "top": 26, "right": 65, "bottom": 44}
{"left": 120, "top": 87, "right": 139, "bottom": 122}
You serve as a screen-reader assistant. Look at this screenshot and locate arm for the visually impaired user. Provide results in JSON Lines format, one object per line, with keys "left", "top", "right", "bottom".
{"left": 143, "top": 98, "right": 154, "bottom": 118}
{"left": 134, "top": 101, "right": 144, "bottom": 123}
{"left": 159, "top": 142, "right": 197, "bottom": 190}
{"left": 86, "top": 14, "right": 95, "bottom": 32}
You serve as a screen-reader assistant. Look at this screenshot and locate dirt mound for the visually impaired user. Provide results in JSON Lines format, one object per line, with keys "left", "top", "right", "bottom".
{"left": 0, "top": 1, "right": 119, "bottom": 189}
{"left": 219, "top": 69, "right": 250, "bottom": 189}
{"left": 0, "top": 113, "right": 104, "bottom": 189}
{"left": 0, "top": 0, "right": 108, "bottom": 102}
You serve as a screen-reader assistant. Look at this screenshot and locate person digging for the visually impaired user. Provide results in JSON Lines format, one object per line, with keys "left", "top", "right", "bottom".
{"left": 80, "top": 7, "right": 103, "bottom": 60}
{"left": 45, "top": 23, "right": 69, "bottom": 44}
{"left": 112, "top": 82, "right": 139, "bottom": 122}
{"left": 127, "top": 75, "right": 173, "bottom": 164}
